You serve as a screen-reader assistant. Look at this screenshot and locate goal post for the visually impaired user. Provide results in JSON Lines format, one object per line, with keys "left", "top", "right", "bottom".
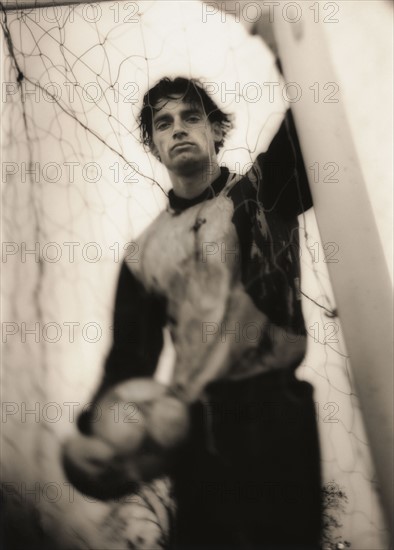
{"left": 1, "top": 0, "right": 112, "bottom": 10}
{"left": 270, "top": 4, "right": 393, "bottom": 531}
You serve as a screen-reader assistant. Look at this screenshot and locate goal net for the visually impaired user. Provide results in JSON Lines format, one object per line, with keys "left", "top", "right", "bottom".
{"left": 1, "top": 1, "right": 390, "bottom": 548}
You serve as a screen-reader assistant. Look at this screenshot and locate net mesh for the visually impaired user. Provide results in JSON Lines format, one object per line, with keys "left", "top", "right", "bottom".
{"left": 1, "top": 1, "right": 389, "bottom": 548}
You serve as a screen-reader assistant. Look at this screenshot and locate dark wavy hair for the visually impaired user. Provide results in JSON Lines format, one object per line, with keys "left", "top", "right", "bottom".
{"left": 138, "top": 77, "right": 233, "bottom": 154}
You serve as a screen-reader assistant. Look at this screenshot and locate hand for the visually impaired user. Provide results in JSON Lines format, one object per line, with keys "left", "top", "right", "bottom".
{"left": 251, "top": 17, "right": 279, "bottom": 60}
{"left": 62, "top": 432, "right": 139, "bottom": 500}
{"left": 221, "top": 1, "right": 279, "bottom": 59}
{"left": 62, "top": 378, "right": 190, "bottom": 500}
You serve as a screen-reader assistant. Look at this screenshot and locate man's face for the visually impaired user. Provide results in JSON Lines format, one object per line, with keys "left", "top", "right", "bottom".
{"left": 150, "top": 95, "right": 223, "bottom": 176}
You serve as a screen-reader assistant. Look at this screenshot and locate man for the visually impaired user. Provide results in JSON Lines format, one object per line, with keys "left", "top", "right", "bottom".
{"left": 66, "top": 76, "right": 322, "bottom": 548}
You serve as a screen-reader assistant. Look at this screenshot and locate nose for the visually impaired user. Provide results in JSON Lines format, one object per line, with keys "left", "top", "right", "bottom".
{"left": 172, "top": 117, "right": 188, "bottom": 139}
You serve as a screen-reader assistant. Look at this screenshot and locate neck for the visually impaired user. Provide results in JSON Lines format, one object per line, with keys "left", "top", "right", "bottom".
{"left": 169, "top": 162, "right": 222, "bottom": 199}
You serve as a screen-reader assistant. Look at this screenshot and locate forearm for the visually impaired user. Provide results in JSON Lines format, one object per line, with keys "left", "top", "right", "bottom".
{"left": 77, "top": 261, "right": 166, "bottom": 434}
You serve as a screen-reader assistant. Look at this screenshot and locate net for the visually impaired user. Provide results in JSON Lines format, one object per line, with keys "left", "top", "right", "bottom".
{"left": 1, "top": 1, "right": 390, "bottom": 548}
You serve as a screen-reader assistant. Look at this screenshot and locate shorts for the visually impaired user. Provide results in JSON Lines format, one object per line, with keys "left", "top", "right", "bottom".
{"left": 170, "top": 369, "right": 322, "bottom": 549}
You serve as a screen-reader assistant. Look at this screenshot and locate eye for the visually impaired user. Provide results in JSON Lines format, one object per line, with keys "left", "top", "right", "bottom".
{"left": 187, "top": 114, "right": 201, "bottom": 123}
{"left": 156, "top": 121, "right": 170, "bottom": 131}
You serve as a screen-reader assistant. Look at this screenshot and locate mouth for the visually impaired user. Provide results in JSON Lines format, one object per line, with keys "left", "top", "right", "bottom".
{"left": 171, "top": 142, "right": 194, "bottom": 152}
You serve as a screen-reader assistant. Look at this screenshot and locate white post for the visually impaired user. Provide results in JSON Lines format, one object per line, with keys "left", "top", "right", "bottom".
{"left": 271, "top": 5, "right": 393, "bottom": 531}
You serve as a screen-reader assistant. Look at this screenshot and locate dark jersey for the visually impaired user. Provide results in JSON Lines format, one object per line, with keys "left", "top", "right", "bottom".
{"left": 79, "top": 108, "right": 313, "bottom": 410}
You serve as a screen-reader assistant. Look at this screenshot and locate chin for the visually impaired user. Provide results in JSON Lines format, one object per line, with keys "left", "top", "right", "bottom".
{"left": 173, "top": 156, "right": 202, "bottom": 175}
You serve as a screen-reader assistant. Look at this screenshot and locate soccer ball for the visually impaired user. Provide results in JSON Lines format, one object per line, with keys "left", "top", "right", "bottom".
{"left": 63, "top": 378, "right": 190, "bottom": 499}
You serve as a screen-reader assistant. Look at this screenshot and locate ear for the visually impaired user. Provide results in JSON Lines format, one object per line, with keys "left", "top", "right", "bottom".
{"left": 210, "top": 121, "right": 223, "bottom": 145}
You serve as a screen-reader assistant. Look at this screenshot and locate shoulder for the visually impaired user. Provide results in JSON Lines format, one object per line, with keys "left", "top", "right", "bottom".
{"left": 223, "top": 163, "right": 262, "bottom": 214}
